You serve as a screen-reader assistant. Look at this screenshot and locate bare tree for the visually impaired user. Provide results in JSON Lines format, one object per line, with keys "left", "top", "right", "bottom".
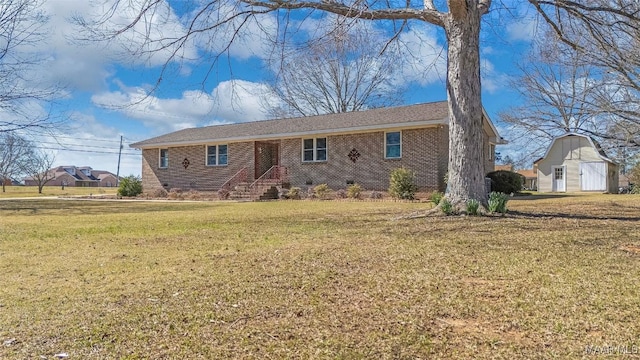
{"left": 0, "top": 0, "right": 62, "bottom": 134}
{"left": 264, "top": 21, "right": 405, "bottom": 117}
{"left": 22, "top": 150, "right": 55, "bottom": 194}
{"left": 499, "top": 32, "right": 602, "bottom": 165}
{"left": 529, "top": 1, "right": 640, "bottom": 141}
{"left": 0, "top": 132, "right": 33, "bottom": 191}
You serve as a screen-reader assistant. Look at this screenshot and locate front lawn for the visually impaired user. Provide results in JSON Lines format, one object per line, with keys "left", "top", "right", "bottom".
{"left": 0, "top": 186, "right": 117, "bottom": 198}
{"left": 1, "top": 195, "right": 638, "bottom": 358}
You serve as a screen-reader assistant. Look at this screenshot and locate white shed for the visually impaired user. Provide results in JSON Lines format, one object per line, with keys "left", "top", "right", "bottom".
{"left": 535, "top": 133, "right": 618, "bottom": 193}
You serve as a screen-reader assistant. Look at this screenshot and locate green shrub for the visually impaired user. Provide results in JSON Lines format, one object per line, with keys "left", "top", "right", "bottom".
{"left": 389, "top": 167, "right": 418, "bottom": 200}
{"left": 486, "top": 170, "right": 524, "bottom": 194}
{"left": 117, "top": 175, "right": 143, "bottom": 197}
{"left": 347, "top": 183, "right": 363, "bottom": 199}
{"left": 430, "top": 191, "right": 444, "bottom": 205}
{"left": 488, "top": 192, "right": 509, "bottom": 214}
{"left": 466, "top": 199, "right": 480, "bottom": 216}
{"left": 313, "top": 184, "right": 331, "bottom": 199}
{"left": 440, "top": 198, "right": 454, "bottom": 215}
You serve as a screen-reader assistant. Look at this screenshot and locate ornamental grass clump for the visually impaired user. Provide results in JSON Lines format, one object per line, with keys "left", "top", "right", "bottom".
{"left": 488, "top": 191, "right": 509, "bottom": 214}
{"left": 439, "top": 198, "right": 454, "bottom": 215}
{"left": 466, "top": 199, "right": 480, "bottom": 216}
{"left": 287, "top": 187, "right": 302, "bottom": 200}
{"left": 430, "top": 191, "right": 444, "bottom": 205}
{"left": 347, "top": 183, "right": 363, "bottom": 199}
{"left": 313, "top": 184, "right": 331, "bottom": 199}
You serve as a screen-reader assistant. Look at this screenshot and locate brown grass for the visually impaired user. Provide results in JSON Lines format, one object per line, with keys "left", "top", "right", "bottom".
{"left": 1, "top": 194, "right": 639, "bottom": 359}
{"left": 0, "top": 186, "right": 117, "bottom": 198}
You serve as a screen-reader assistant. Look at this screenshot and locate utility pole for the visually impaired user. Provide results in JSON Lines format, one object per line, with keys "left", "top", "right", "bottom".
{"left": 116, "top": 135, "right": 123, "bottom": 187}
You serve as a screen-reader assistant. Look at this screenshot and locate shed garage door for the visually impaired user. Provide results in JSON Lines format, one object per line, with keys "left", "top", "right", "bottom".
{"left": 580, "top": 162, "right": 606, "bottom": 191}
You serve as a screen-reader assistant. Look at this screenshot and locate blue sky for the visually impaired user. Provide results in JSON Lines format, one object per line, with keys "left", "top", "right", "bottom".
{"left": 17, "top": 0, "right": 539, "bottom": 177}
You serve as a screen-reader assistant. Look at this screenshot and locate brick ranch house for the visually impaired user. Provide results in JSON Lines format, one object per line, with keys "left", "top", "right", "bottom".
{"left": 131, "top": 101, "right": 502, "bottom": 197}
{"left": 24, "top": 166, "right": 119, "bottom": 187}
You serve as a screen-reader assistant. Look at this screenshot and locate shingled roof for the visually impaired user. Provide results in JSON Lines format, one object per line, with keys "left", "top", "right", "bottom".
{"left": 131, "top": 101, "right": 453, "bottom": 149}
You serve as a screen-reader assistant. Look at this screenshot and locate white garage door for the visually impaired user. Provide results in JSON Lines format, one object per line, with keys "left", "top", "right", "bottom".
{"left": 580, "top": 162, "right": 606, "bottom": 191}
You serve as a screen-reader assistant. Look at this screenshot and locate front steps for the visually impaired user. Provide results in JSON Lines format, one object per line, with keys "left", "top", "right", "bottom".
{"left": 229, "top": 181, "right": 281, "bottom": 201}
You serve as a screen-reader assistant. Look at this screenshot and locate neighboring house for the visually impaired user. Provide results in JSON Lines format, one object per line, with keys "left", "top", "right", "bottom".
{"left": 516, "top": 168, "right": 537, "bottom": 191}
{"left": 131, "top": 101, "right": 503, "bottom": 195}
{"left": 535, "top": 133, "right": 618, "bottom": 193}
{"left": 24, "top": 166, "right": 119, "bottom": 187}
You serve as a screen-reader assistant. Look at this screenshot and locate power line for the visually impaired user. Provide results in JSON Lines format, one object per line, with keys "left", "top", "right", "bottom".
{"left": 5, "top": 140, "right": 129, "bottom": 150}
{"left": 0, "top": 143, "right": 141, "bottom": 156}
{"left": 27, "top": 134, "right": 125, "bottom": 144}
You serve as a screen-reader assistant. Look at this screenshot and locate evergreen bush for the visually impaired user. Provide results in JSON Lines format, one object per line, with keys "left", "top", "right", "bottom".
{"left": 389, "top": 167, "right": 418, "bottom": 200}
{"left": 486, "top": 170, "right": 524, "bottom": 194}
{"left": 117, "top": 175, "right": 143, "bottom": 197}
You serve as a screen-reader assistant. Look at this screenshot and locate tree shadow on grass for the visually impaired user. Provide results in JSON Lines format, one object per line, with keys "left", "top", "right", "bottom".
{"left": 0, "top": 199, "right": 219, "bottom": 215}
{"left": 511, "top": 194, "right": 573, "bottom": 201}
{"left": 506, "top": 210, "right": 640, "bottom": 222}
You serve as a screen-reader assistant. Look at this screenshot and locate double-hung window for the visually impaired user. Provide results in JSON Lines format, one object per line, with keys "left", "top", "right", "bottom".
{"left": 385, "top": 131, "right": 401, "bottom": 159}
{"left": 159, "top": 148, "right": 169, "bottom": 168}
{"left": 302, "top": 137, "right": 327, "bottom": 162}
{"left": 207, "top": 145, "right": 228, "bottom": 166}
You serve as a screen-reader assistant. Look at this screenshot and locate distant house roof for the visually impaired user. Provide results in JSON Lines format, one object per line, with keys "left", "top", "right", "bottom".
{"left": 516, "top": 169, "right": 536, "bottom": 179}
{"left": 131, "top": 101, "right": 503, "bottom": 149}
{"left": 494, "top": 164, "right": 513, "bottom": 172}
{"left": 533, "top": 133, "right": 617, "bottom": 164}
{"left": 24, "top": 166, "right": 117, "bottom": 182}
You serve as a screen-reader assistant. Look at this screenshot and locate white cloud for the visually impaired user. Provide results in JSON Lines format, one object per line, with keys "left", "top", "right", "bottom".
{"left": 208, "top": 80, "right": 276, "bottom": 123}
{"left": 506, "top": 16, "right": 538, "bottom": 42}
{"left": 481, "top": 58, "right": 511, "bottom": 94}
{"left": 397, "top": 27, "right": 447, "bottom": 86}
{"left": 186, "top": 3, "right": 277, "bottom": 61}
{"left": 91, "top": 79, "right": 277, "bottom": 132}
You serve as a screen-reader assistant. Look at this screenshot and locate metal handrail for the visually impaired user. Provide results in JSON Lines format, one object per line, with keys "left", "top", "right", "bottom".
{"left": 249, "top": 165, "right": 287, "bottom": 198}
{"left": 220, "top": 167, "right": 248, "bottom": 192}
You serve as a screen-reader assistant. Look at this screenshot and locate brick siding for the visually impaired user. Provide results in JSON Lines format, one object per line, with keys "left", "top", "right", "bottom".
{"left": 141, "top": 126, "right": 450, "bottom": 193}
{"left": 141, "top": 142, "right": 254, "bottom": 192}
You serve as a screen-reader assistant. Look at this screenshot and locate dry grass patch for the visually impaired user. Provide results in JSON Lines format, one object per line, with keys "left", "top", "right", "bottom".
{"left": 1, "top": 195, "right": 639, "bottom": 358}
{"left": 0, "top": 186, "right": 117, "bottom": 198}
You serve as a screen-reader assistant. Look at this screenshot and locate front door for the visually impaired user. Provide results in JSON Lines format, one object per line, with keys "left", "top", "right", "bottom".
{"left": 552, "top": 166, "right": 566, "bottom": 192}
{"left": 254, "top": 141, "right": 279, "bottom": 179}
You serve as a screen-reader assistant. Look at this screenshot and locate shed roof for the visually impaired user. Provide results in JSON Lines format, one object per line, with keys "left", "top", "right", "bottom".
{"left": 534, "top": 133, "right": 617, "bottom": 165}
{"left": 131, "top": 101, "right": 502, "bottom": 149}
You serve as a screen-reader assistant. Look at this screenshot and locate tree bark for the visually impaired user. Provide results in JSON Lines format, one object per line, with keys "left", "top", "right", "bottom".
{"left": 444, "top": 4, "right": 487, "bottom": 206}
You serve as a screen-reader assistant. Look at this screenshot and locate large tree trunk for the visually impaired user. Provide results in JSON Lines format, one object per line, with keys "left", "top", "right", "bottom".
{"left": 443, "top": 6, "right": 488, "bottom": 207}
